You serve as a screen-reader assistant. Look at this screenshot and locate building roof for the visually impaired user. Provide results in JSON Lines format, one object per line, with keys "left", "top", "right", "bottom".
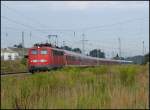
{"left": 1, "top": 48, "right": 18, "bottom": 53}
{"left": 8, "top": 47, "right": 29, "bottom": 55}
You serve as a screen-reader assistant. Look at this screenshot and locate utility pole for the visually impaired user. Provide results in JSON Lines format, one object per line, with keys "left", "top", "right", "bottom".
{"left": 118, "top": 37, "right": 121, "bottom": 58}
{"left": 97, "top": 49, "right": 98, "bottom": 58}
{"left": 97, "top": 49, "right": 99, "bottom": 65}
{"left": 111, "top": 50, "right": 114, "bottom": 58}
{"left": 82, "top": 33, "right": 85, "bottom": 55}
{"left": 22, "top": 31, "right": 24, "bottom": 58}
{"left": 74, "top": 32, "right": 76, "bottom": 37}
{"left": 6, "top": 32, "right": 8, "bottom": 37}
{"left": 6, "top": 32, "right": 8, "bottom": 46}
{"left": 56, "top": 35, "right": 58, "bottom": 46}
{"left": 48, "top": 35, "right": 51, "bottom": 44}
{"left": 63, "top": 41, "right": 65, "bottom": 47}
{"left": 142, "top": 41, "right": 144, "bottom": 56}
{"left": 30, "top": 31, "right": 32, "bottom": 40}
{"left": 81, "top": 33, "right": 88, "bottom": 55}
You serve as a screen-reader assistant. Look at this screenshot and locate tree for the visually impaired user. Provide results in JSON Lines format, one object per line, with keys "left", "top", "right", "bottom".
{"left": 13, "top": 44, "right": 18, "bottom": 47}
{"left": 113, "top": 54, "right": 125, "bottom": 60}
{"left": 144, "top": 52, "right": 149, "bottom": 64}
{"left": 89, "top": 49, "right": 105, "bottom": 58}
{"left": 13, "top": 43, "right": 23, "bottom": 48}
{"left": 113, "top": 54, "right": 120, "bottom": 60}
{"left": 72, "top": 48, "right": 82, "bottom": 53}
{"left": 61, "top": 46, "right": 72, "bottom": 51}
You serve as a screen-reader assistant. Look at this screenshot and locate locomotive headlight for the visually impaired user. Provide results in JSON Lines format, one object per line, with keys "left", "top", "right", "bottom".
{"left": 40, "top": 59, "right": 47, "bottom": 62}
{"left": 32, "top": 60, "right": 38, "bottom": 62}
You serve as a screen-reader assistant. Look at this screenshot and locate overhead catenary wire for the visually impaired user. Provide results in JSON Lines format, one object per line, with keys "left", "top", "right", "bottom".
{"left": 78, "top": 17, "right": 148, "bottom": 32}
{"left": 1, "top": 16, "right": 48, "bottom": 34}
{"left": 1, "top": 3, "right": 148, "bottom": 56}
{"left": 2, "top": 17, "right": 148, "bottom": 53}
{"left": 1, "top": 3, "right": 49, "bottom": 28}
{"left": 1, "top": 15, "right": 51, "bottom": 43}
{"left": 2, "top": 3, "right": 77, "bottom": 33}
{"left": 3, "top": 3, "right": 147, "bottom": 33}
{"left": 2, "top": 3, "right": 148, "bottom": 33}
{"left": 2, "top": 4, "right": 79, "bottom": 46}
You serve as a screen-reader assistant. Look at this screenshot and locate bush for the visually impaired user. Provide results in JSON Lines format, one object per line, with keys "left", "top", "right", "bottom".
{"left": 1, "top": 65, "right": 149, "bottom": 109}
{"left": 21, "top": 58, "right": 27, "bottom": 65}
{"left": 1, "top": 60, "right": 27, "bottom": 73}
{"left": 85, "top": 66, "right": 109, "bottom": 75}
{"left": 118, "top": 66, "right": 138, "bottom": 86}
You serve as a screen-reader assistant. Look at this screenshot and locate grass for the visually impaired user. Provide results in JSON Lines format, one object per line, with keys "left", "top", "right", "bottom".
{"left": 1, "top": 64, "right": 149, "bottom": 109}
{"left": 1, "top": 59, "right": 27, "bottom": 73}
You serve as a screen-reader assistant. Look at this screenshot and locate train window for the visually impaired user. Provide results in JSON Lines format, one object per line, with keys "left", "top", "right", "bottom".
{"left": 52, "top": 50, "right": 56, "bottom": 55}
{"left": 60, "top": 51, "right": 64, "bottom": 55}
{"left": 31, "top": 50, "right": 38, "bottom": 54}
{"left": 53, "top": 50, "right": 64, "bottom": 56}
{"left": 41, "top": 50, "right": 48, "bottom": 54}
{"left": 53, "top": 50, "right": 58, "bottom": 55}
{"left": 58, "top": 51, "right": 63, "bottom": 56}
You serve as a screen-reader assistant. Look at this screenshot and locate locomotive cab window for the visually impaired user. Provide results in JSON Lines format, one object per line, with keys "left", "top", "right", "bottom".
{"left": 31, "top": 50, "right": 38, "bottom": 54}
{"left": 41, "top": 50, "right": 48, "bottom": 54}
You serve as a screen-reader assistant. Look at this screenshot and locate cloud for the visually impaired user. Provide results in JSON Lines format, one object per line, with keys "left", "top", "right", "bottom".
{"left": 49, "top": 1, "right": 149, "bottom": 10}
{"left": 2, "top": 1, "right": 148, "bottom": 11}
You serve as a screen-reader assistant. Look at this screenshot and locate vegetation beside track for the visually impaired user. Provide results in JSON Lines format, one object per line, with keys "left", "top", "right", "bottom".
{"left": 1, "top": 59, "right": 27, "bottom": 73}
{"left": 1, "top": 64, "right": 149, "bottom": 109}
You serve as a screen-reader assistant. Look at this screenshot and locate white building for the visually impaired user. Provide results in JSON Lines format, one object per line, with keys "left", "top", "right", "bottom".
{"left": 1, "top": 48, "right": 19, "bottom": 60}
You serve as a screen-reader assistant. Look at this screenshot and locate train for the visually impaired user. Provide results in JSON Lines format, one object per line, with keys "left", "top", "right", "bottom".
{"left": 27, "top": 43, "right": 133, "bottom": 73}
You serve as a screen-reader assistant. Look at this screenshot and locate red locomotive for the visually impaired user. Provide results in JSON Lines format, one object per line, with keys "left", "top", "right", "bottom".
{"left": 27, "top": 44, "right": 132, "bottom": 73}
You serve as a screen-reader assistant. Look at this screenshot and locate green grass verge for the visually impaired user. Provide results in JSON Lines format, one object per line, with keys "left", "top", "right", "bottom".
{"left": 1, "top": 59, "right": 28, "bottom": 73}
{"left": 1, "top": 64, "right": 149, "bottom": 109}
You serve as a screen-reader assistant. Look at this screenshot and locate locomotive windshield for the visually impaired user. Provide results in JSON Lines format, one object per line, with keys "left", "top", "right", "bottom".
{"left": 40, "top": 50, "right": 48, "bottom": 54}
{"left": 31, "top": 49, "right": 38, "bottom": 54}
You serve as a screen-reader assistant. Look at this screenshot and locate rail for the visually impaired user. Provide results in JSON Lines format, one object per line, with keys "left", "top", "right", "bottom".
{"left": 1, "top": 71, "right": 30, "bottom": 76}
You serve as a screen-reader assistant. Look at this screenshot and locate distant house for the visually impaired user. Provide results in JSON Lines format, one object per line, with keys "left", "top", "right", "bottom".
{"left": 1, "top": 48, "right": 19, "bottom": 60}
{"left": 8, "top": 47, "right": 29, "bottom": 57}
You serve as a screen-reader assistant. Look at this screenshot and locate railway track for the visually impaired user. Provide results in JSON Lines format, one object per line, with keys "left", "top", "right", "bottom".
{"left": 1, "top": 71, "right": 31, "bottom": 76}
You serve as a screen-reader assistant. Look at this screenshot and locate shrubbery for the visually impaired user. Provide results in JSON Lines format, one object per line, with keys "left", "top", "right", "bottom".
{"left": 1, "top": 59, "right": 27, "bottom": 73}
{"left": 1, "top": 65, "right": 149, "bottom": 109}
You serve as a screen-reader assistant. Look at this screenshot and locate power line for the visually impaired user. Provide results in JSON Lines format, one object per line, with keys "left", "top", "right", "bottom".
{"left": 2, "top": 16, "right": 38, "bottom": 30}
{"left": 1, "top": 26, "right": 29, "bottom": 32}
{"left": 36, "top": 28, "right": 76, "bottom": 32}
{"left": 2, "top": 3, "right": 148, "bottom": 33}
{"left": 79, "top": 17, "right": 148, "bottom": 32}
{"left": 1, "top": 26, "right": 76, "bottom": 47}
{"left": 2, "top": 3, "right": 78, "bottom": 33}
{"left": 1, "top": 3, "right": 49, "bottom": 28}
{"left": 1, "top": 16, "right": 48, "bottom": 34}
{"left": 1, "top": 26, "right": 76, "bottom": 35}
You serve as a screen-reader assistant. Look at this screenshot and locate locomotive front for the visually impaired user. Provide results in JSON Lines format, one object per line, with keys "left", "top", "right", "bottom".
{"left": 28, "top": 46, "right": 51, "bottom": 73}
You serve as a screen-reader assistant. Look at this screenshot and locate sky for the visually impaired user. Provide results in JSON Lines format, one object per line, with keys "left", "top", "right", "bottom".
{"left": 1, "top": 1, "right": 149, "bottom": 58}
